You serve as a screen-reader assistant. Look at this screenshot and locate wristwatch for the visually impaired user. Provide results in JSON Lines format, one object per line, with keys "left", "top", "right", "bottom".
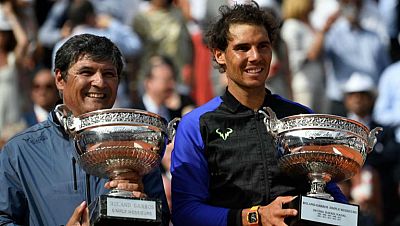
{"left": 247, "top": 205, "right": 260, "bottom": 225}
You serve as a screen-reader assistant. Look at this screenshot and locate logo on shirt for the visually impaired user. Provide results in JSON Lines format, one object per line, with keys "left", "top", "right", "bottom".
{"left": 216, "top": 128, "right": 233, "bottom": 140}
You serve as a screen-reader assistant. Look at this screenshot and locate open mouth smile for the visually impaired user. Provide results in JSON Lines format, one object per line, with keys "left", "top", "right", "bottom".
{"left": 86, "top": 92, "right": 106, "bottom": 99}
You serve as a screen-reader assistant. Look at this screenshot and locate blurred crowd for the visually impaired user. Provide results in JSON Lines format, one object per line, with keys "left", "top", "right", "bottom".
{"left": 0, "top": 0, "right": 399, "bottom": 225}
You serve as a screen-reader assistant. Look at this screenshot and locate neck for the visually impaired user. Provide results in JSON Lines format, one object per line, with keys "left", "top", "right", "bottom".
{"left": 228, "top": 86, "right": 266, "bottom": 111}
{"left": 146, "top": 93, "right": 164, "bottom": 106}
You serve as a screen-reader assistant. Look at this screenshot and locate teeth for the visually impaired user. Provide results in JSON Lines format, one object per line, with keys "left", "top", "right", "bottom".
{"left": 87, "top": 93, "right": 105, "bottom": 98}
{"left": 246, "top": 68, "right": 262, "bottom": 73}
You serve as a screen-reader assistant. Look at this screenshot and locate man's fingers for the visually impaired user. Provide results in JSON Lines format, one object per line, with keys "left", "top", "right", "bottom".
{"left": 108, "top": 179, "right": 130, "bottom": 188}
{"left": 81, "top": 204, "right": 90, "bottom": 226}
{"left": 132, "top": 191, "right": 148, "bottom": 198}
{"left": 105, "top": 179, "right": 144, "bottom": 192}
{"left": 117, "top": 182, "right": 144, "bottom": 192}
{"left": 279, "top": 208, "right": 298, "bottom": 218}
{"left": 277, "top": 196, "right": 298, "bottom": 218}
{"left": 114, "top": 172, "right": 141, "bottom": 180}
{"left": 74, "top": 201, "right": 86, "bottom": 217}
{"left": 66, "top": 201, "right": 87, "bottom": 226}
{"left": 277, "top": 196, "right": 297, "bottom": 205}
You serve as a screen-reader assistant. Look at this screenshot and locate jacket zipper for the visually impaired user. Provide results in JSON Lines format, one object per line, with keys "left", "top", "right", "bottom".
{"left": 72, "top": 157, "right": 77, "bottom": 191}
{"left": 254, "top": 110, "right": 271, "bottom": 202}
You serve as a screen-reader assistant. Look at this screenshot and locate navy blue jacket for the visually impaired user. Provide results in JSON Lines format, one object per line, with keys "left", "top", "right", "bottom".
{"left": 171, "top": 90, "right": 347, "bottom": 226}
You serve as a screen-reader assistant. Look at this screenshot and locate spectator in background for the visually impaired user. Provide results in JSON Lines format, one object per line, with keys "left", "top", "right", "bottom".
{"left": 262, "top": 5, "right": 293, "bottom": 100}
{"left": 338, "top": 171, "right": 382, "bottom": 226}
{"left": 324, "top": 0, "right": 390, "bottom": 116}
{"left": 37, "top": 0, "right": 73, "bottom": 68}
{"left": 373, "top": 55, "right": 400, "bottom": 225}
{"left": 174, "top": 0, "right": 214, "bottom": 105}
{"left": 132, "top": 0, "right": 194, "bottom": 95}
{"left": 0, "top": 1, "right": 29, "bottom": 138}
{"left": 38, "top": 0, "right": 137, "bottom": 48}
{"left": 132, "top": 55, "right": 177, "bottom": 122}
{"left": 343, "top": 72, "right": 378, "bottom": 130}
{"left": 280, "top": 0, "right": 339, "bottom": 113}
{"left": 23, "top": 67, "right": 59, "bottom": 127}
{"left": 372, "top": 55, "right": 400, "bottom": 147}
{"left": 131, "top": 54, "right": 195, "bottom": 214}
{"left": 378, "top": 0, "right": 398, "bottom": 62}
{"left": 341, "top": 72, "right": 385, "bottom": 226}
{"left": 52, "top": 0, "right": 141, "bottom": 63}
{"left": 132, "top": 54, "right": 196, "bottom": 122}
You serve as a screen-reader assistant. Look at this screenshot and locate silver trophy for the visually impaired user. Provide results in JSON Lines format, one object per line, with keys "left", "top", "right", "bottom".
{"left": 259, "top": 107, "right": 381, "bottom": 226}
{"left": 55, "top": 104, "right": 178, "bottom": 226}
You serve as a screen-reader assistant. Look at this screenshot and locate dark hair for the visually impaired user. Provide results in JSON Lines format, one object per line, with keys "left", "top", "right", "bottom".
{"left": 67, "top": 0, "right": 95, "bottom": 28}
{"left": 205, "top": 1, "right": 279, "bottom": 72}
{"left": 54, "top": 33, "right": 124, "bottom": 80}
{"left": 144, "top": 54, "right": 177, "bottom": 80}
{"left": 0, "top": 31, "right": 17, "bottom": 52}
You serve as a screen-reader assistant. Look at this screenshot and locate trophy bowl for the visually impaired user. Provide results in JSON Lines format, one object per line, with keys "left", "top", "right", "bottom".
{"left": 58, "top": 106, "right": 170, "bottom": 180}
{"left": 55, "top": 104, "right": 178, "bottom": 225}
{"left": 260, "top": 107, "right": 381, "bottom": 200}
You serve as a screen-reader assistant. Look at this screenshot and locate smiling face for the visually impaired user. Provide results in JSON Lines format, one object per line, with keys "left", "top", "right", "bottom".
{"left": 214, "top": 24, "right": 272, "bottom": 96}
{"left": 55, "top": 54, "right": 119, "bottom": 116}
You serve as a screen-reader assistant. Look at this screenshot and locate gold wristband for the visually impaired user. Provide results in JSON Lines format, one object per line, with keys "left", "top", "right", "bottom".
{"left": 246, "top": 205, "right": 261, "bottom": 225}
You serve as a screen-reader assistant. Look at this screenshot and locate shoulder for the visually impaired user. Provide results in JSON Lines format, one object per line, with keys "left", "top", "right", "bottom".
{"left": 381, "top": 62, "right": 400, "bottom": 79}
{"left": 181, "top": 97, "right": 222, "bottom": 121}
{"left": 267, "top": 94, "right": 313, "bottom": 118}
{"left": 2, "top": 120, "right": 58, "bottom": 153}
{"left": 176, "top": 97, "right": 222, "bottom": 133}
{"left": 23, "top": 111, "right": 38, "bottom": 127}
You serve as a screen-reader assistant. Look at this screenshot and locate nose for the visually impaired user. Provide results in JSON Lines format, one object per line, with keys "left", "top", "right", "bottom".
{"left": 248, "top": 47, "right": 261, "bottom": 62}
{"left": 91, "top": 72, "right": 106, "bottom": 88}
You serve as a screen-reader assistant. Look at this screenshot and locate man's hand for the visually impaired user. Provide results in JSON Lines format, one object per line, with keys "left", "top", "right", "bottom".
{"left": 66, "top": 201, "right": 89, "bottom": 226}
{"left": 104, "top": 171, "right": 147, "bottom": 198}
{"left": 258, "top": 196, "right": 298, "bottom": 226}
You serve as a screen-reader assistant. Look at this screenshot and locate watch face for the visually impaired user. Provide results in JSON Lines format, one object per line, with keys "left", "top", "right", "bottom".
{"left": 248, "top": 212, "right": 258, "bottom": 223}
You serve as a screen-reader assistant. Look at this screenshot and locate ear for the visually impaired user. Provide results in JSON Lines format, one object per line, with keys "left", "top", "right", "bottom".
{"left": 54, "top": 69, "right": 65, "bottom": 92}
{"left": 214, "top": 48, "right": 226, "bottom": 66}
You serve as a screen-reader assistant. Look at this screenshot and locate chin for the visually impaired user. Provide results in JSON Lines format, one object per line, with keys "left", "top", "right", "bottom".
{"left": 245, "top": 82, "right": 266, "bottom": 89}
{"left": 84, "top": 105, "right": 109, "bottom": 114}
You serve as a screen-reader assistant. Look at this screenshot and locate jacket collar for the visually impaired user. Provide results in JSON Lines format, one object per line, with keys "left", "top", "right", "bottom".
{"left": 49, "top": 110, "right": 70, "bottom": 140}
{"left": 221, "top": 88, "right": 272, "bottom": 113}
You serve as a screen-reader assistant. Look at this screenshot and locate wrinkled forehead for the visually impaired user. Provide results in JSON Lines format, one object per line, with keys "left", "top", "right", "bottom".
{"left": 70, "top": 54, "right": 114, "bottom": 69}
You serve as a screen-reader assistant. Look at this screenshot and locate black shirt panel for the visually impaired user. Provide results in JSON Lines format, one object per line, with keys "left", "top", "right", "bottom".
{"left": 200, "top": 89, "right": 311, "bottom": 208}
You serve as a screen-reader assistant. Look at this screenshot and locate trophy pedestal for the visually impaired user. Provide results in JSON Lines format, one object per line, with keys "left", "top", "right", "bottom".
{"left": 89, "top": 195, "right": 162, "bottom": 226}
{"left": 284, "top": 196, "right": 359, "bottom": 226}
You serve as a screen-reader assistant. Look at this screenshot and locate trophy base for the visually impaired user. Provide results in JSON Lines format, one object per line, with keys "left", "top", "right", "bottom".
{"left": 89, "top": 194, "right": 162, "bottom": 226}
{"left": 284, "top": 196, "right": 359, "bottom": 226}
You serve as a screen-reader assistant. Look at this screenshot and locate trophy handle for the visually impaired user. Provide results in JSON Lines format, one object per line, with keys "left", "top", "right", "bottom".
{"left": 54, "top": 104, "right": 79, "bottom": 136}
{"left": 367, "top": 127, "right": 383, "bottom": 153}
{"left": 54, "top": 104, "right": 68, "bottom": 128}
{"left": 167, "top": 117, "right": 180, "bottom": 143}
{"left": 258, "top": 107, "right": 281, "bottom": 137}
